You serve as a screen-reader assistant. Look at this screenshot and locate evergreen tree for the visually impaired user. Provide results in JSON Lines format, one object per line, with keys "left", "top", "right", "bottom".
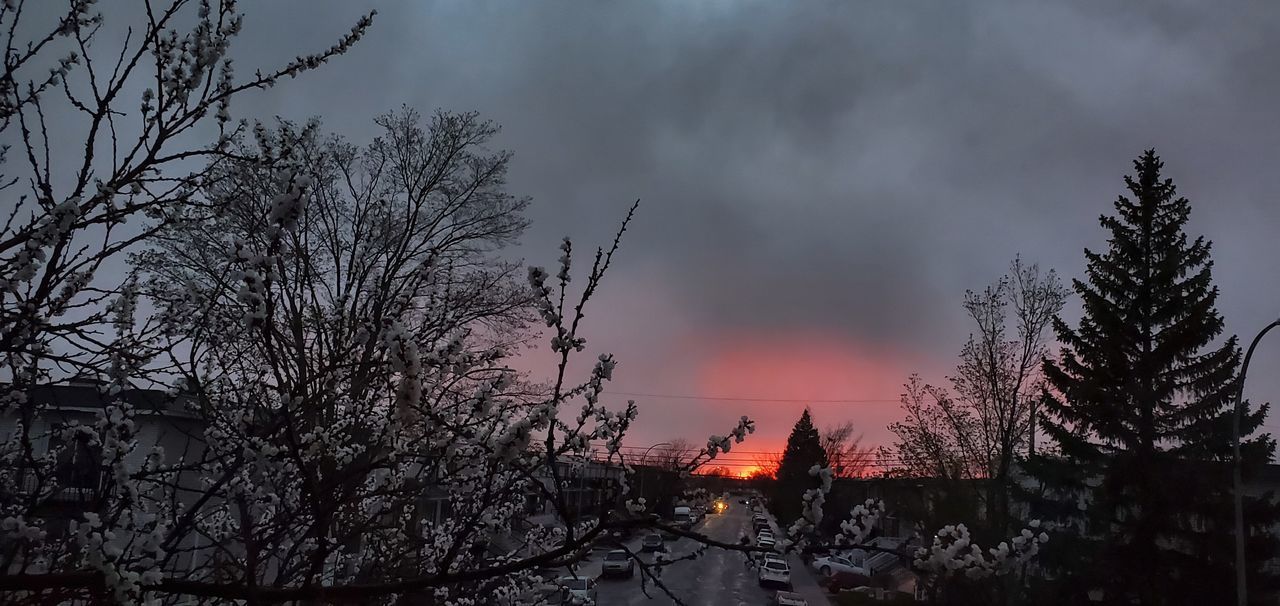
{"left": 772, "top": 408, "right": 829, "bottom": 524}
{"left": 1024, "top": 150, "right": 1279, "bottom": 604}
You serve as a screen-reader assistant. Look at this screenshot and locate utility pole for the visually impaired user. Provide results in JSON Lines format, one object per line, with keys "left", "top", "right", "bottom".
{"left": 1029, "top": 398, "right": 1036, "bottom": 458}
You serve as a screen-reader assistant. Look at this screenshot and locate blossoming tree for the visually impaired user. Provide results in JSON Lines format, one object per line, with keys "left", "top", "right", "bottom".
{"left": 781, "top": 465, "right": 1049, "bottom": 605}
{"left": 0, "top": 3, "right": 1044, "bottom": 605}
{"left": 0, "top": 3, "right": 758, "bottom": 603}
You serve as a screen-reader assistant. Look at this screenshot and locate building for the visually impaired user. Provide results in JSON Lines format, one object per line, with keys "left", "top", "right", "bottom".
{"left": 2, "top": 379, "right": 210, "bottom": 575}
{"left": 524, "top": 455, "right": 625, "bottom": 523}
{"left": 2, "top": 381, "right": 636, "bottom": 589}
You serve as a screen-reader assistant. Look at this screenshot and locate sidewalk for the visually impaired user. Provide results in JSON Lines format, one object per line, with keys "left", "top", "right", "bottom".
{"left": 786, "top": 552, "right": 834, "bottom": 606}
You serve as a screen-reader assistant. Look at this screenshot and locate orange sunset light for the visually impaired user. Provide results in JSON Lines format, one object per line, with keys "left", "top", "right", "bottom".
{"left": 692, "top": 332, "right": 916, "bottom": 450}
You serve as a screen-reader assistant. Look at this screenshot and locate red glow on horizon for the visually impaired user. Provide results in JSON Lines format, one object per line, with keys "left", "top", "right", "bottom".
{"left": 690, "top": 331, "right": 917, "bottom": 453}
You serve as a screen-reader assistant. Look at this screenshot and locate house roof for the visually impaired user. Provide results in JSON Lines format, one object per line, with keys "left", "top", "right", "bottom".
{"left": 12, "top": 381, "right": 200, "bottom": 420}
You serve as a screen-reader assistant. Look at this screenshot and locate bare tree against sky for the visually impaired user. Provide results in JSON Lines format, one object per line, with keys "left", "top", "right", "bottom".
{"left": 750, "top": 449, "right": 782, "bottom": 480}
{"left": 697, "top": 465, "right": 732, "bottom": 478}
{"left": 0, "top": 1, "right": 373, "bottom": 388}
{"left": 885, "top": 258, "right": 1067, "bottom": 505}
{"left": 644, "top": 437, "right": 699, "bottom": 471}
{"left": 821, "top": 421, "right": 876, "bottom": 479}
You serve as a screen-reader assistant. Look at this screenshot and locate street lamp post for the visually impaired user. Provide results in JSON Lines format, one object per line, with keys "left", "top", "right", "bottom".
{"left": 636, "top": 442, "right": 672, "bottom": 503}
{"left": 1233, "top": 318, "right": 1280, "bottom": 606}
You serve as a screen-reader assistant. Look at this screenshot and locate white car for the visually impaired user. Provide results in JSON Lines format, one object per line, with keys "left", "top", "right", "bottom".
{"left": 758, "top": 556, "right": 791, "bottom": 588}
{"left": 811, "top": 553, "right": 867, "bottom": 577}
{"left": 757, "top": 536, "right": 777, "bottom": 551}
{"left": 774, "top": 591, "right": 808, "bottom": 606}
{"left": 601, "top": 549, "right": 634, "bottom": 577}
{"left": 556, "top": 577, "right": 597, "bottom": 602}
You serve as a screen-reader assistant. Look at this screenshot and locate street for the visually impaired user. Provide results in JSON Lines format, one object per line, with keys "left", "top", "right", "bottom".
{"left": 576, "top": 505, "right": 832, "bottom": 605}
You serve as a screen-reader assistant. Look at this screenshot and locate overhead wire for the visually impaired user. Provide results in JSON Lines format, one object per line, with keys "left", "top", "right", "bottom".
{"left": 600, "top": 390, "right": 900, "bottom": 404}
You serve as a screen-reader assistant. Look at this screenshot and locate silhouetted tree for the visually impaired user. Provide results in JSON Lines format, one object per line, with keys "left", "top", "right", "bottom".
{"left": 1024, "top": 150, "right": 1280, "bottom": 604}
{"left": 771, "top": 409, "right": 828, "bottom": 524}
{"left": 645, "top": 438, "right": 699, "bottom": 471}
{"left": 886, "top": 259, "right": 1065, "bottom": 534}
{"left": 821, "top": 421, "right": 876, "bottom": 479}
{"left": 751, "top": 450, "right": 783, "bottom": 480}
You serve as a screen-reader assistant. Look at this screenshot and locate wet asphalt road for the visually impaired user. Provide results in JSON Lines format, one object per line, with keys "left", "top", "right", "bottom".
{"left": 586, "top": 505, "right": 830, "bottom": 606}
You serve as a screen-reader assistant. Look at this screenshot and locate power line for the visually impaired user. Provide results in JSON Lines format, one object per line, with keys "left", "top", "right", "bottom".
{"left": 616, "top": 443, "right": 901, "bottom": 453}
{"left": 601, "top": 390, "right": 900, "bottom": 404}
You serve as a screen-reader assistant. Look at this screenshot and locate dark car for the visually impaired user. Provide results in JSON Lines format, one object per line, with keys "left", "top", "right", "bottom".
{"left": 820, "top": 569, "right": 873, "bottom": 594}
{"left": 601, "top": 549, "right": 636, "bottom": 577}
{"left": 526, "top": 580, "right": 571, "bottom": 604}
{"left": 641, "top": 532, "right": 666, "bottom": 552}
{"left": 593, "top": 526, "right": 632, "bottom": 548}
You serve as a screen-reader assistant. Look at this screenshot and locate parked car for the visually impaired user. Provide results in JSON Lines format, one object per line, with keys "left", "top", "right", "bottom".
{"left": 611, "top": 526, "right": 635, "bottom": 541}
{"left": 819, "top": 569, "right": 874, "bottom": 594}
{"left": 811, "top": 553, "right": 866, "bottom": 577}
{"left": 641, "top": 532, "right": 666, "bottom": 552}
{"left": 673, "top": 506, "right": 694, "bottom": 529}
{"left": 774, "top": 591, "right": 808, "bottom": 606}
{"left": 758, "top": 555, "right": 792, "bottom": 588}
{"left": 529, "top": 583, "right": 571, "bottom": 604}
{"left": 556, "top": 577, "right": 597, "bottom": 602}
{"left": 593, "top": 527, "right": 632, "bottom": 548}
{"left": 601, "top": 549, "right": 635, "bottom": 578}
{"left": 757, "top": 535, "right": 777, "bottom": 551}
{"left": 533, "top": 565, "right": 562, "bottom": 582}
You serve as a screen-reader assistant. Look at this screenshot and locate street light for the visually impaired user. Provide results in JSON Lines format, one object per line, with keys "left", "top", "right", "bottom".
{"left": 639, "top": 442, "right": 673, "bottom": 467}
{"left": 1233, "top": 318, "right": 1280, "bottom": 606}
{"left": 636, "top": 442, "right": 672, "bottom": 499}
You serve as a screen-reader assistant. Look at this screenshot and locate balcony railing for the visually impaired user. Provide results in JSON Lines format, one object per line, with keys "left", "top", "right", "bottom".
{"left": 14, "top": 467, "right": 107, "bottom": 505}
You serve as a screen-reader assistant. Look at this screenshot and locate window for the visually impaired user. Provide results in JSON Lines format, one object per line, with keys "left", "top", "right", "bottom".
{"left": 421, "top": 496, "right": 453, "bottom": 526}
{"left": 50, "top": 430, "right": 102, "bottom": 493}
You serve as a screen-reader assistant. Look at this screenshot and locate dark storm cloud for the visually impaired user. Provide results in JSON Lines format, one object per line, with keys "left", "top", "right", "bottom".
{"left": 231, "top": 0, "right": 1280, "bottom": 438}
{"left": 36, "top": 1, "right": 1280, "bottom": 443}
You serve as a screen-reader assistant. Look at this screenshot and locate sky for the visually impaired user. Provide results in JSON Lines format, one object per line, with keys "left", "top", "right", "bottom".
{"left": 22, "top": 1, "right": 1280, "bottom": 469}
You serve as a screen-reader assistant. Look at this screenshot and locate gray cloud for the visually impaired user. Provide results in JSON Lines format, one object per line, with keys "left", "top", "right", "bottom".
{"left": 36, "top": 1, "right": 1280, "bottom": 447}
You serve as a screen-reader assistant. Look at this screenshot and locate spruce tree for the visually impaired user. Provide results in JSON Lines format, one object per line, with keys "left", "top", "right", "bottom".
{"left": 772, "top": 408, "right": 829, "bottom": 524}
{"left": 1024, "top": 150, "right": 1278, "bottom": 604}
